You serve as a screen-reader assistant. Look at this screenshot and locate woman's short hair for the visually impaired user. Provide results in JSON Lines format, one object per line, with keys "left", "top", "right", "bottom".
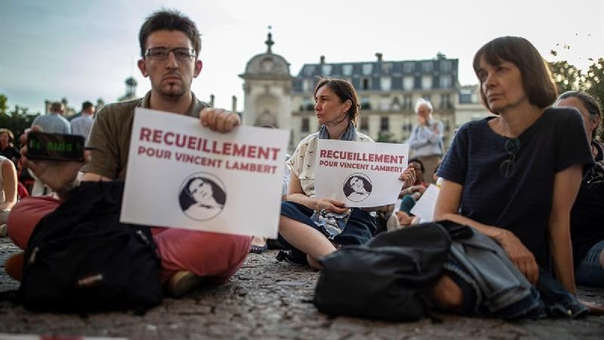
{"left": 473, "top": 36, "right": 558, "bottom": 113}
{"left": 414, "top": 98, "right": 433, "bottom": 113}
{"left": 0, "top": 128, "right": 14, "bottom": 143}
{"left": 179, "top": 177, "right": 226, "bottom": 210}
{"left": 343, "top": 175, "right": 372, "bottom": 196}
{"left": 556, "top": 91, "right": 602, "bottom": 140}
{"left": 314, "top": 78, "right": 360, "bottom": 125}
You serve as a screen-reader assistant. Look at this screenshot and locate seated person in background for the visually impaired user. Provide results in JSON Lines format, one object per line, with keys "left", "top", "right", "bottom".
{"left": 0, "top": 128, "right": 20, "bottom": 165}
{"left": 398, "top": 158, "right": 428, "bottom": 214}
{"left": 554, "top": 91, "right": 604, "bottom": 287}
{"left": 278, "top": 78, "right": 415, "bottom": 268}
{"left": 0, "top": 155, "right": 17, "bottom": 236}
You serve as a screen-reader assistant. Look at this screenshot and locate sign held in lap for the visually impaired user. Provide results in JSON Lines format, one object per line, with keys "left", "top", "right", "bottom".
{"left": 315, "top": 140, "right": 409, "bottom": 207}
{"left": 121, "top": 108, "right": 289, "bottom": 238}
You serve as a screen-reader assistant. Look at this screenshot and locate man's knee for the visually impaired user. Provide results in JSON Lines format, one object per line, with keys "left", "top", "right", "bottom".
{"left": 7, "top": 197, "right": 60, "bottom": 248}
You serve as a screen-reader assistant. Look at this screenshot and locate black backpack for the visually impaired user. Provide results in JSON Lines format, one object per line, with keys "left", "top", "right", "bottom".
{"left": 313, "top": 222, "right": 458, "bottom": 321}
{"left": 18, "top": 181, "right": 163, "bottom": 313}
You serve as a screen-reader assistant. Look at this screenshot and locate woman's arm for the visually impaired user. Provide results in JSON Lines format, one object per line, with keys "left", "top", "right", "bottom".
{"left": 548, "top": 164, "right": 583, "bottom": 294}
{"left": 434, "top": 179, "right": 539, "bottom": 284}
{"left": 284, "top": 172, "right": 347, "bottom": 214}
{"left": 0, "top": 159, "right": 17, "bottom": 210}
{"left": 285, "top": 172, "right": 316, "bottom": 209}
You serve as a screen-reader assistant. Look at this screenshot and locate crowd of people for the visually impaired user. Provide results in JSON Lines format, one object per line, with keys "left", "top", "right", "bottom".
{"left": 1, "top": 9, "right": 603, "bottom": 318}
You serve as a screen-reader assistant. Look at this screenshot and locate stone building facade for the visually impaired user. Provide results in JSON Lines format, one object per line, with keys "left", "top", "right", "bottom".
{"left": 241, "top": 33, "right": 487, "bottom": 150}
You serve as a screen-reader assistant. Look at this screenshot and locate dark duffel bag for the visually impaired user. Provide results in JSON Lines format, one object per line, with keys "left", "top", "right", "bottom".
{"left": 19, "top": 181, "right": 163, "bottom": 313}
{"left": 314, "top": 221, "right": 458, "bottom": 321}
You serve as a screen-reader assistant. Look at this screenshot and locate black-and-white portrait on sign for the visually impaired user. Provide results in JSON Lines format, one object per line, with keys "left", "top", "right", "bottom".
{"left": 179, "top": 173, "right": 226, "bottom": 221}
{"left": 343, "top": 173, "right": 372, "bottom": 202}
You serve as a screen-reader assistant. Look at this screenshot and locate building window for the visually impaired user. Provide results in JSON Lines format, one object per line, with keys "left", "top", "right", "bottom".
{"left": 382, "top": 63, "right": 393, "bottom": 74}
{"left": 304, "top": 65, "right": 315, "bottom": 76}
{"left": 301, "top": 118, "right": 310, "bottom": 132}
{"left": 360, "top": 116, "right": 369, "bottom": 130}
{"left": 422, "top": 61, "right": 433, "bottom": 72}
{"left": 403, "top": 62, "right": 415, "bottom": 73}
{"left": 380, "top": 77, "right": 391, "bottom": 91}
{"left": 342, "top": 64, "right": 353, "bottom": 76}
{"left": 391, "top": 97, "right": 401, "bottom": 111}
{"left": 362, "top": 63, "right": 373, "bottom": 75}
{"left": 362, "top": 77, "right": 371, "bottom": 90}
{"left": 321, "top": 64, "right": 332, "bottom": 75}
{"left": 440, "top": 60, "right": 452, "bottom": 72}
{"left": 361, "top": 97, "right": 371, "bottom": 110}
{"left": 403, "top": 76, "right": 414, "bottom": 90}
{"left": 421, "top": 75, "right": 432, "bottom": 90}
{"left": 439, "top": 75, "right": 452, "bottom": 89}
{"left": 403, "top": 95, "right": 412, "bottom": 110}
{"left": 380, "top": 116, "right": 389, "bottom": 131}
{"left": 440, "top": 94, "right": 452, "bottom": 109}
{"left": 303, "top": 97, "right": 314, "bottom": 111}
{"left": 303, "top": 79, "right": 312, "bottom": 92}
{"left": 380, "top": 96, "right": 390, "bottom": 111}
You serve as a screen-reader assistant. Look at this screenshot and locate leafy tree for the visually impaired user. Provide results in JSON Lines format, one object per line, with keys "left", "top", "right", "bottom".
{"left": 548, "top": 61, "right": 583, "bottom": 94}
{"left": 583, "top": 58, "right": 604, "bottom": 140}
{"left": 548, "top": 54, "right": 604, "bottom": 141}
{"left": 0, "top": 94, "right": 7, "bottom": 115}
{"left": 0, "top": 103, "right": 39, "bottom": 145}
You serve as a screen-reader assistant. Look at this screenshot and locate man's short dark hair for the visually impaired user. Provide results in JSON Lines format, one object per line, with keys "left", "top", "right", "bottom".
{"left": 139, "top": 9, "right": 201, "bottom": 58}
{"left": 82, "top": 101, "right": 94, "bottom": 111}
{"left": 473, "top": 36, "right": 558, "bottom": 113}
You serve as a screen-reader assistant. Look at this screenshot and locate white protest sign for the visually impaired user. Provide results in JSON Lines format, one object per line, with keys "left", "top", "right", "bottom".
{"left": 410, "top": 184, "right": 440, "bottom": 222}
{"left": 120, "top": 108, "right": 289, "bottom": 238}
{"left": 315, "top": 140, "right": 409, "bottom": 207}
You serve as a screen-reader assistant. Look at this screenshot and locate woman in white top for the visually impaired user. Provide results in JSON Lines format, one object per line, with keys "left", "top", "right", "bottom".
{"left": 0, "top": 155, "right": 18, "bottom": 227}
{"left": 278, "top": 78, "right": 415, "bottom": 268}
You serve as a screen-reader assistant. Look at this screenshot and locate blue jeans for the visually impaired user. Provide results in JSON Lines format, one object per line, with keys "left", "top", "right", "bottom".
{"left": 576, "top": 240, "right": 604, "bottom": 287}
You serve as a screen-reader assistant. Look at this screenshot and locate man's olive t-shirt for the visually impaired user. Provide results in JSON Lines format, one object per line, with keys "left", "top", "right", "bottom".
{"left": 83, "top": 91, "right": 208, "bottom": 180}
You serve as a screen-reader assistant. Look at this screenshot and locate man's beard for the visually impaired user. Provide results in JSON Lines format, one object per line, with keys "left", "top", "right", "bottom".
{"left": 159, "top": 83, "right": 188, "bottom": 99}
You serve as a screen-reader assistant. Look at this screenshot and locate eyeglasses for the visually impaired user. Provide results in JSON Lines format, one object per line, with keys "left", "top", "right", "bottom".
{"left": 499, "top": 138, "right": 520, "bottom": 178}
{"left": 145, "top": 47, "right": 196, "bottom": 61}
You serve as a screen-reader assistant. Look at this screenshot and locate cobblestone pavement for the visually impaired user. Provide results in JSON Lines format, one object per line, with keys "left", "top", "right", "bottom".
{"left": 0, "top": 237, "right": 603, "bottom": 339}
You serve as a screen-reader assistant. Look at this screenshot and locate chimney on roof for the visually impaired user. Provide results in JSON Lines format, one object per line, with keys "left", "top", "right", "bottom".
{"left": 375, "top": 52, "right": 383, "bottom": 62}
{"left": 232, "top": 95, "right": 237, "bottom": 113}
{"left": 210, "top": 94, "right": 215, "bottom": 108}
{"left": 320, "top": 55, "right": 325, "bottom": 65}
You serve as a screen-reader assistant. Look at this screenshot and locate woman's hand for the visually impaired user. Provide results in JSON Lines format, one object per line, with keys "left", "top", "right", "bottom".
{"left": 315, "top": 198, "right": 348, "bottom": 214}
{"left": 399, "top": 167, "right": 416, "bottom": 189}
{"left": 496, "top": 230, "right": 539, "bottom": 284}
{"left": 200, "top": 108, "right": 240, "bottom": 133}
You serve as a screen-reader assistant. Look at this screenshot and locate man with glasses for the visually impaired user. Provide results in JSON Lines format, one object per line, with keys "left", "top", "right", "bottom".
{"left": 7, "top": 9, "right": 251, "bottom": 298}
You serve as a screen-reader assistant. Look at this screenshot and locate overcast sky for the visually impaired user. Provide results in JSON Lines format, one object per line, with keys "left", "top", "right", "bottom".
{"left": 1, "top": 0, "right": 602, "bottom": 114}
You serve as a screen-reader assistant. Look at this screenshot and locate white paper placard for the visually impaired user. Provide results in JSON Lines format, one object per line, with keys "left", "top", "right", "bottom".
{"left": 120, "top": 108, "right": 289, "bottom": 238}
{"left": 315, "top": 140, "right": 409, "bottom": 207}
{"left": 410, "top": 184, "right": 440, "bottom": 222}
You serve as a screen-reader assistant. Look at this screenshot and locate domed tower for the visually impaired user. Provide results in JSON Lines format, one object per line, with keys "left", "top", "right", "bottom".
{"left": 239, "top": 29, "right": 293, "bottom": 131}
